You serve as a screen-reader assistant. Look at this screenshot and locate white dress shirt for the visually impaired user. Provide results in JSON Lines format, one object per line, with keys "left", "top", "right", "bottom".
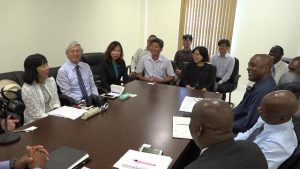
{"left": 274, "top": 60, "right": 289, "bottom": 84}
{"left": 235, "top": 117, "right": 297, "bottom": 169}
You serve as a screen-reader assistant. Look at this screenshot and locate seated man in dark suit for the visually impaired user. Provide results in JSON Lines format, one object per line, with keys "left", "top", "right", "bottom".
{"left": 235, "top": 90, "right": 298, "bottom": 169}
{"left": 233, "top": 54, "right": 277, "bottom": 133}
{"left": 185, "top": 98, "right": 267, "bottom": 169}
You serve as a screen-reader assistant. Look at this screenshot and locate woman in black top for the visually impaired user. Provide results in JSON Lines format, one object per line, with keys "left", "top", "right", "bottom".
{"left": 103, "top": 41, "right": 130, "bottom": 88}
{"left": 181, "top": 46, "right": 216, "bottom": 91}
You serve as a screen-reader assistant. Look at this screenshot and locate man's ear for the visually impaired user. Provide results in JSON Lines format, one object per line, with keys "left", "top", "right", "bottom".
{"left": 195, "top": 123, "right": 204, "bottom": 138}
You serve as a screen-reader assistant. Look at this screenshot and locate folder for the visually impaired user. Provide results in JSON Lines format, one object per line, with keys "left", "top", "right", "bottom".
{"left": 46, "top": 146, "right": 89, "bottom": 169}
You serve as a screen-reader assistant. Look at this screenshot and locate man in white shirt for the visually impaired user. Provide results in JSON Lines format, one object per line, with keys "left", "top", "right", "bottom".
{"left": 130, "top": 35, "right": 157, "bottom": 77}
{"left": 56, "top": 41, "right": 98, "bottom": 103}
{"left": 135, "top": 38, "right": 175, "bottom": 84}
{"left": 269, "top": 45, "right": 289, "bottom": 84}
{"left": 211, "top": 39, "right": 235, "bottom": 100}
{"left": 235, "top": 90, "right": 298, "bottom": 169}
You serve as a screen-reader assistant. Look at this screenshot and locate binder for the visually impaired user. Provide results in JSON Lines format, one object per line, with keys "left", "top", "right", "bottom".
{"left": 46, "top": 146, "right": 89, "bottom": 169}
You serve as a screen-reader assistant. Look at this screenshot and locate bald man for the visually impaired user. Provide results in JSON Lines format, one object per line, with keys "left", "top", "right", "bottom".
{"left": 288, "top": 56, "right": 300, "bottom": 74}
{"left": 185, "top": 99, "right": 267, "bottom": 169}
{"left": 233, "top": 54, "right": 277, "bottom": 133}
{"left": 235, "top": 90, "right": 298, "bottom": 169}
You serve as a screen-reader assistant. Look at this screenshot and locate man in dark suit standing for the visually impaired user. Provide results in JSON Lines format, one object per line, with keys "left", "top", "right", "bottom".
{"left": 185, "top": 98, "right": 267, "bottom": 169}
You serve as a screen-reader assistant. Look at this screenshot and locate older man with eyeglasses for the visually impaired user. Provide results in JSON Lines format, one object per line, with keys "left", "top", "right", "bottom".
{"left": 56, "top": 41, "right": 98, "bottom": 103}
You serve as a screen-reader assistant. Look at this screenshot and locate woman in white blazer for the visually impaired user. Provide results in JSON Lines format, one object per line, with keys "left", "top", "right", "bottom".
{"left": 22, "top": 54, "right": 61, "bottom": 124}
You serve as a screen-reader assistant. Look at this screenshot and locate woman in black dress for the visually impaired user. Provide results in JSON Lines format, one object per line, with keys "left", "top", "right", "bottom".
{"left": 181, "top": 46, "right": 216, "bottom": 91}
{"left": 103, "top": 41, "right": 130, "bottom": 89}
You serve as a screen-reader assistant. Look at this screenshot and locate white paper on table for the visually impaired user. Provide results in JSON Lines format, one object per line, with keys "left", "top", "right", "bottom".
{"left": 109, "top": 84, "right": 125, "bottom": 97}
{"left": 172, "top": 116, "right": 192, "bottom": 139}
{"left": 48, "top": 106, "right": 87, "bottom": 120}
{"left": 179, "top": 96, "right": 203, "bottom": 112}
{"left": 113, "top": 150, "right": 172, "bottom": 169}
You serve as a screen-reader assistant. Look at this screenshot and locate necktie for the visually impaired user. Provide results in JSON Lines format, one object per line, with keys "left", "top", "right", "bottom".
{"left": 246, "top": 123, "right": 264, "bottom": 142}
{"left": 272, "top": 66, "right": 276, "bottom": 77}
{"left": 75, "top": 65, "right": 88, "bottom": 100}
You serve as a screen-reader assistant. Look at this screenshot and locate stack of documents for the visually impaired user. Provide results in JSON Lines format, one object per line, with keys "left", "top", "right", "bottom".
{"left": 113, "top": 150, "right": 172, "bottom": 169}
{"left": 172, "top": 116, "right": 192, "bottom": 139}
{"left": 48, "top": 106, "right": 87, "bottom": 120}
{"left": 179, "top": 96, "right": 202, "bottom": 112}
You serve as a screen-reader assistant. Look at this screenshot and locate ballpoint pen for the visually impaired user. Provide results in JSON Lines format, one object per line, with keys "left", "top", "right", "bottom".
{"left": 133, "top": 159, "right": 156, "bottom": 166}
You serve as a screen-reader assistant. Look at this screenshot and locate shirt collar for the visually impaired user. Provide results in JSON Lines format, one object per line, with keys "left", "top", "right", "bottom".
{"left": 146, "top": 54, "right": 164, "bottom": 62}
{"left": 261, "top": 117, "right": 293, "bottom": 132}
{"left": 67, "top": 60, "right": 83, "bottom": 69}
{"left": 217, "top": 52, "right": 230, "bottom": 58}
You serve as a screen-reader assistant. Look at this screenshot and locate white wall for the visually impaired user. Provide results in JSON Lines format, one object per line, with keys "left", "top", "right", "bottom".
{"left": 231, "top": 0, "right": 300, "bottom": 86}
{"left": 146, "top": 0, "right": 181, "bottom": 59}
{"left": 0, "top": 0, "right": 181, "bottom": 73}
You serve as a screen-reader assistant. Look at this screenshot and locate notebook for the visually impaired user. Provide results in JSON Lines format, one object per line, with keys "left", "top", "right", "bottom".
{"left": 46, "top": 146, "right": 89, "bottom": 169}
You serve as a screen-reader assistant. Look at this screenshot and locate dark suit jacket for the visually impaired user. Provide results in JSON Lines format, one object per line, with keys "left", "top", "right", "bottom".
{"left": 184, "top": 139, "right": 268, "bottom": 169}
{"left": 103, "top": 59, "right": 130, "bottom": 90}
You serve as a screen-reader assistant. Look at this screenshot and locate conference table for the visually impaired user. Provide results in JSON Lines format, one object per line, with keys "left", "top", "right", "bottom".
{"left": 0, "top": 80, "right": 222, "bottom": 168}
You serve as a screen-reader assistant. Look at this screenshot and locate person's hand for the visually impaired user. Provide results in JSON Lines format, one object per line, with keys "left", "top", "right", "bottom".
{"left": 14, "top": 145, "right": 49, "bottom": 169}
{"left": 146, "top": 77, "right": 155, "bottom": 83}
{"left": 129, "top": 72, "right": 136, "bottom": 78}
{"left": 1, "top": 115, "right": 19, "bottom": 131}
{"left": 201, "top": 88, "right": 207, "bottom": 92}
{"left": 185, "top": 85, "right": 194, "bottom": 89}
{"left": 152, "top": 77, "right": 162, "bottom": 83}
{"left": 27, "top": 151, "right": 48, "bottom": 169}
{"left": 175, "top": 69, "right": 181, "bottom": 76}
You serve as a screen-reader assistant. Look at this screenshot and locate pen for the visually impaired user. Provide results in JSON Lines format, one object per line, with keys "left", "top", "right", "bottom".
{"left": 176, "top": 123, "right": 189, "bottom": 126}
{"left": 133, "top": 159, "right": 156, "bottom": 166}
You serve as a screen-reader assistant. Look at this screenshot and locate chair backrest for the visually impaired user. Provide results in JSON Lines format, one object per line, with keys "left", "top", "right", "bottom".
{"left": 229, "top": 57, "right": 239, "bottom": 83}
{"left": 171, "top": 60, "right": 177, "bottom": 73}
{"left": 49, "top": 66, "right": 60, "bottom": 80}
{"left": 278, "top": 72, "right": 300, "bottom": 99}
{"left": 282, "top": 57, "right": 292, "bottom": 64}
{"left": 81, "top": 52, "right": 106, "bottom": 82}
{"left": 278, "top": 116, "right": 300, "bottom": 169}
{"left": 0, "top": 71, "right": 24, "bottom": 86}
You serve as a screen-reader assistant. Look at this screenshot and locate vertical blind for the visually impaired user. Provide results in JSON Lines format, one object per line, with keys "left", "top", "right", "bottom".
{"left": 178, "top": 0, "right": 237, "bottom": 58}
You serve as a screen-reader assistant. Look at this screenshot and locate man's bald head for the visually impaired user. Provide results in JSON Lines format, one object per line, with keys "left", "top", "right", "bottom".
{"left": 247, "top": 54, "right": 273, "bottom": 82}
{"left": 260, "top": 90, "right": 298, "bottom": 124}
{"left": 189, "top": 99, "right": 233, "bottom": 149}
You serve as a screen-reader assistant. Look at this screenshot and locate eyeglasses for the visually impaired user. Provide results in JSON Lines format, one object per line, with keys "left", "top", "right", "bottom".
{"left": 70, "top": 49, "right": 82, "bottom": 54}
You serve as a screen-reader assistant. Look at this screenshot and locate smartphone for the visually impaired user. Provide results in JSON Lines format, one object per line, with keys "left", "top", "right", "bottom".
{"left": 140, "top": 147, "right": 163, "bottom": 155}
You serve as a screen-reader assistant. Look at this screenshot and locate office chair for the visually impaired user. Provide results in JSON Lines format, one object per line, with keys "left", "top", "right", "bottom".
{"left": 278, "top": 71, "right": 300, "bottom": 99}
{"left": 49, "top": 66, "right": 76, "bottom": 106}
{"left": 81, "top": 52, "right": 109, "bottom": 93}
{"left": 218, "top": 57, "right": 241, "bottom": 107}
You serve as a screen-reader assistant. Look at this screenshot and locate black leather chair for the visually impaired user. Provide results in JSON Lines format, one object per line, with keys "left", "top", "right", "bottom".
{"left": 49, "top": 66, "right": 76, "bottom": 106}
{"left": 282, "top": 57, "right": 292, "bottom": 64}
{"left": 278, "top": 116, "right": 300, "bottom": 169}
{"left": 216, "top": 57, "right": 240, "bottom": 106}
{"left": 81, "top": 52, "right": 108, "bottom": 93}
{"left": 278, "top": 72, "right": 300, "bottom": 99}
{"left": 0, "top": 71, "right": 25, "bottom": 127}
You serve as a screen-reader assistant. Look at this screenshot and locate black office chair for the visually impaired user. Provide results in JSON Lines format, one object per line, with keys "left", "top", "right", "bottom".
{"left": 278, "top": 72, "right": 300, "bottom": 99}
{"left": 281, "top": 57, "right": 292, "bottom": 64}
{"left": 49, "top": 66, "right": 76, "bottom": 106}
{"left": 278, "top": 116, "right": 300, "bottom": 169}
{"left": 81, "top": 52, "right": 108, "bottom": 92}
{"left": 218, "top": 57, "right": 241, "bottom": 107}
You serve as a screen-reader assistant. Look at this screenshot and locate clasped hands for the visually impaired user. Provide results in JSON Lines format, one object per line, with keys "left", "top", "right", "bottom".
{"left": 14, "top": 145, "right": 49, "bottom": 169}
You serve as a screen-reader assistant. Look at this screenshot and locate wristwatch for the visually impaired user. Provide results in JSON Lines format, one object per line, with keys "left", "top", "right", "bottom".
{"left": 9, "top": 158, "right": 17, "bottom": 169}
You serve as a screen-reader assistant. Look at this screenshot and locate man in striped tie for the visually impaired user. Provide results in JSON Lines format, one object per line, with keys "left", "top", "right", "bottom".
{"left": 57, "top": 41, "right": 99, "bottom": 104}
{"left": 235, "top": 90, "right": 298, "bottom": 169}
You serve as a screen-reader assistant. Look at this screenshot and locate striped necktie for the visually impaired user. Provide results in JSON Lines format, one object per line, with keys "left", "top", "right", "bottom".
{"left": 246, "top": 123, "right": 264, "bottom": 142}
{"left": 75, "top": 65, "right": 88, "bottom": 100}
